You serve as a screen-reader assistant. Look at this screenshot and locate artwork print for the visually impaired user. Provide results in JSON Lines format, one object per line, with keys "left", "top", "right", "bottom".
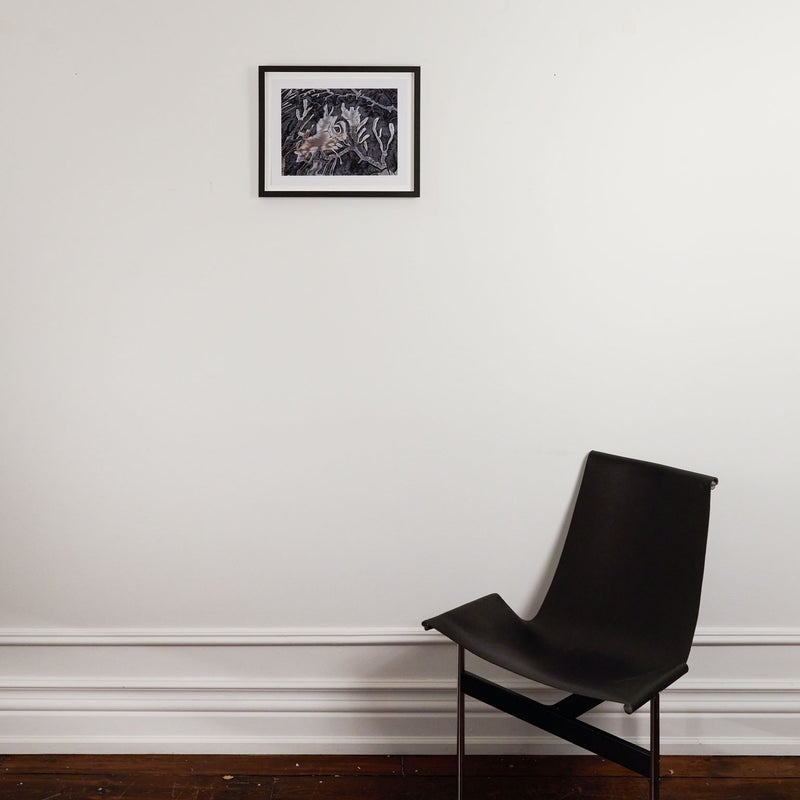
{"left": 281, "top": 88, "right": 398, "bottom": 177}
{"left": 259, "top": 67, "right": 420, "bottom": 197}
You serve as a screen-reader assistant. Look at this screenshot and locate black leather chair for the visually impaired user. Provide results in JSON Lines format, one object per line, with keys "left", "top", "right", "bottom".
{"left": 422, "top": 451, "right": 717, "bottom": 800}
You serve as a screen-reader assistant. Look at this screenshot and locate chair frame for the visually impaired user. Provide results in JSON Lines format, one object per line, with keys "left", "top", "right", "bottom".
{"left": 456, "top": 644, "right": 662, "bottom": 799}
{"left": 428, "top": 451, "right": 717, "bottom": 800}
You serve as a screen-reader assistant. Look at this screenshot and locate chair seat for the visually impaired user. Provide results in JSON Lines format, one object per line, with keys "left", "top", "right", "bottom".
{"left": 423, "top": 592, "right": 688, "bottom": 713}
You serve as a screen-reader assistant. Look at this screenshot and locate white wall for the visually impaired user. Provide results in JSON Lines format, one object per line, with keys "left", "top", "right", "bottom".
{"left": 1, "top": 0, "right": 799, "bottom": 753}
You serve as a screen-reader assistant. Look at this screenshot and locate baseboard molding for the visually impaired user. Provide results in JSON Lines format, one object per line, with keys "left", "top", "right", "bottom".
{"left": 1, "top": 626, "right": 798, "bottom": 754}
{"left": 1, "top": 625, "right": 800, "bottom": 645}
{"left": 0, "top": 627, "right": 443, "bottom": 646}
{"left": 0, "top": 678, "right": 798, "bottom": 754}
{"left": 1, "top": 677, "right": 799, "bottom": 712}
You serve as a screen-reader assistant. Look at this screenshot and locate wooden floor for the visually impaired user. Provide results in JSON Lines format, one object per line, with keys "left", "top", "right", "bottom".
{"left": 0, "top": 755, "right": 798, "bottom": 799}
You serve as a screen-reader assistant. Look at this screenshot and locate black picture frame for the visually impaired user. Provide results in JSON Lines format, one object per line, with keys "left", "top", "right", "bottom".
{"left": 259, "top": 66, "right": 420, "bottom": 197}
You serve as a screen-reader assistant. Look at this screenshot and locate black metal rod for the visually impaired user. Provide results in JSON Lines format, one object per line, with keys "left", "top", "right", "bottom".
{"left": 461, "top": 671, "right": 652, "bottom": 777}
{"left": 550, "top": 693, "right": 604, "bottom": 719}
{"left": 650, "top": 693, "right": 660, "bottom": 800}
{"left": 457, "top": 645, "right": 465, "bottom": 800}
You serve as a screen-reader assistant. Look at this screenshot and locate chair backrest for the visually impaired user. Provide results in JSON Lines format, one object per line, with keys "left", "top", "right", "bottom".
{"left": 532, "top": 451, "right": 717, "bottom": 671}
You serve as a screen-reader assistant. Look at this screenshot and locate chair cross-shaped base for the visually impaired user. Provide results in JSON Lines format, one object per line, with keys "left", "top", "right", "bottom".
{"left": 456, "top": 645, "right": 661, "bottom": 800}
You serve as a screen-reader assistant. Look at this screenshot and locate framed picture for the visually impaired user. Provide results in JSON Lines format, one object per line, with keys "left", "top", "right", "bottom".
{"left": 259, "top": 66, "right": 420, "bottom": 197}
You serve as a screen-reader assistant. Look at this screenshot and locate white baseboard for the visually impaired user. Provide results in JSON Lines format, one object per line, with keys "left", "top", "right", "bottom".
{"left": 3, "top": 736, "right": 800, "bottom": 756}
{"left": 0, "top": 626, "right": 798, "bottom": 754}
{"left": 1, "top": 625, "right": 800, "bottom": 646}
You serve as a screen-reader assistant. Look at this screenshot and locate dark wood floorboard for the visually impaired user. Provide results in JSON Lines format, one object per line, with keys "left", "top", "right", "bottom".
{"left": 0, "top": 756, "right": 798, "bottom": 799}
{"left": 404, "top": 754, "right": 800, "bottom": 777}
{"left": 272, "top": 775, "right": 799, "bottom": 800}
{"left": 0, "top": 754, "right": 401, "bottom": 776}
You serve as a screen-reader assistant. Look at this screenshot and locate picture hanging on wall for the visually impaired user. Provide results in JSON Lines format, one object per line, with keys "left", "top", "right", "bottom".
{"left": 258, "top": 66, "right": 420, "bottom": 197}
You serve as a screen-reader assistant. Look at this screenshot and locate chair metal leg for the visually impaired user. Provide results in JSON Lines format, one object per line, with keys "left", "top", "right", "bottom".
{"left": 457, "top": 644, "right": 465, "bottom": 800}
{"left": 649, "top": 693, "right": 660, "bottom": 800}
